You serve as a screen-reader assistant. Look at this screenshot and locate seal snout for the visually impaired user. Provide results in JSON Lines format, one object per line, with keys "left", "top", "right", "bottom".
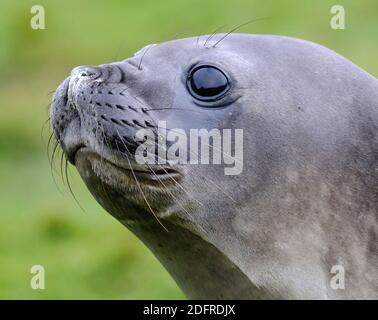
{"left": 51, "top": 62, "right": 157, "bottom": 169}
{"left": 70, "top": 64, "right": 124, "bottom": 85}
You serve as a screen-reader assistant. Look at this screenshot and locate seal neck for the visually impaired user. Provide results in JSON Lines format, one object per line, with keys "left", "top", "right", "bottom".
{"left": 123, "top": 219, "right": 267, "bottom": 299}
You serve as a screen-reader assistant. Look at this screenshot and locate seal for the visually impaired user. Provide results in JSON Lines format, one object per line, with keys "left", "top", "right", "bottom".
{"left": 50, "top": 34, "right": 378, "bottom": 299}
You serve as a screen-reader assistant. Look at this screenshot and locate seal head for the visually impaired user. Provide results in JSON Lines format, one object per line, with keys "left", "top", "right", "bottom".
{"left": 51, "top": 34, "right": 378, "bottom": 299}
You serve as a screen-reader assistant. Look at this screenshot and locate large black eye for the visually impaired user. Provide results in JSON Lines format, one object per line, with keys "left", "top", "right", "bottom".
{"left": 187, "top": 65, "right": 230, "bottom": 101}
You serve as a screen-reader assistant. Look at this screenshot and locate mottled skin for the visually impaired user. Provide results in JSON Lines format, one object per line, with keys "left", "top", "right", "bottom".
{"left": 51, "top": 34, "right": 378, "bottom": 299}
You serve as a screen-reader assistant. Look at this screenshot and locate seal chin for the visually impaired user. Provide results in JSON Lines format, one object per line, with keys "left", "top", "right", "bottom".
{"left": 74, "top": 146, "right": 183, "bottom": 189}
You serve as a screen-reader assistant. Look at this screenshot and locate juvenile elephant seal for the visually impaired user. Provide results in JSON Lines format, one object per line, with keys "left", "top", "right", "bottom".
{"left": 50, "top": 34, "right": 378, "bottom": 299}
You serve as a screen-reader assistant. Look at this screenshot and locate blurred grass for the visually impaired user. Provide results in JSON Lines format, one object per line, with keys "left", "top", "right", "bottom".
{"left": 0, "top": 0, "right": 376, "bottom": 299}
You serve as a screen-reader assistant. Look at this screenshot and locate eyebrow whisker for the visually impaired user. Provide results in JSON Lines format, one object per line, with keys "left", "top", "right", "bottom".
{"left": 138, "top": 44, "right": 158, "bottom": 70}
{"left": 203, "top": 24, "right": 228, "bottom": 48}
{"left": 212, "top": 17, "right": 270, "bottom": 48}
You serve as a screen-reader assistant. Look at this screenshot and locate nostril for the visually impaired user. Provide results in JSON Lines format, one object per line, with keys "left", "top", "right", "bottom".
{"left": 81, "top": 71, "right": 95, "bottom": 77}
{"left": 71, "top": 66, "right": 102, "bottom": 80}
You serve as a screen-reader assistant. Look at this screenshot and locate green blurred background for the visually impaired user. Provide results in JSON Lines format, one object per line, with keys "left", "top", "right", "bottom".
{"left": 0, "top": 0, "right": 376, "bottom": 299}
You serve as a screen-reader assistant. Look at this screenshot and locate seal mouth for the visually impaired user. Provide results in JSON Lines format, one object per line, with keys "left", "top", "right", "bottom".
{"left": 67, "top": 143, "right": 86, "bottom": 164}
{"left": 74, "top": 146, "right": 182, "bottom": 184}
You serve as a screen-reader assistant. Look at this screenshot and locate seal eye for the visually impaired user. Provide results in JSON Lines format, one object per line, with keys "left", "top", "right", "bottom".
{"left": 188, "top": 65, "right": 229, "bottom": 101}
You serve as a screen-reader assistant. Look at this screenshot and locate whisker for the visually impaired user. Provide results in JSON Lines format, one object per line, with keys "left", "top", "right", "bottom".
{"left": 60, "top": 150, "right": 66, "bottom": 186}
{"left": 138, "top": 44, "right": 157, "bottom": 71}
{"left": 65, "top": 158, "right": 86, "bottom": 212}
{"left": 204, "top": 24, "right": 228, "bottom": 47}
{"left": 47, "top": 138, "right": 65, "bottom": 195}
{"left": 145, "top": 163, "right": 207, "bottom": 235}
{"left": 115, "top": 128, "right": 168, "bottom": 232}
{"left": 157, "top": 162, "right": 203, "bottom": 207}
{"left": 99, "top": 124, "right": 120, "bottom": 210}
{"left": 50, "top": 140, "right": 60, "bottom": 169}
{"left": 143, "top": 107, "right": 204, "bottom": 114}
{"left": 119, "top": 86, "right": 132, "bottom": 95}
{"left": 41, "top": 117, "right": 51, "bottom": 142}
{"left": 46, "top": 132, "right": 55, "bottom": 159}
{"left": 212, "top": 17, "right": 270, "bottom": 48}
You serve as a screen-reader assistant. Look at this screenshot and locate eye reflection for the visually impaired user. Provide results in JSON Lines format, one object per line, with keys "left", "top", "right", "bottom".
{"left": 188, "top": 65, "right": 230, "bottom": 101}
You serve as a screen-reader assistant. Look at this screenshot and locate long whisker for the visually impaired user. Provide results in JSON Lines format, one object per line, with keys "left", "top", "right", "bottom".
{"left": 115, "top": 129, "right": 168, "bottom": 231}
{"left": 212, "top": 17, "right": 270, "bottom": 48}
{"left": 145, "top": 163, "right": 207, "bottom": 235}
{"left": 203, "top": 24, "right": 228, "bottom": 47}
{"left": 65, "top": 158, "right": 86, "bottom": 212}
{"left": 47, "top": 109, "right": 84, "bottom": 207}
{"left": 46, "top": 132, "right": 55, "bottom": 160}
{"left": 138, "top": 44, "right": 157, "bottom": 71}
{"left": 156, "top": 162, "right": 203, "bottom": 206}
{"left": 50, "top": 140, "right": 60, "bottom": 170}
{"left": 60, "top": 150, "right": 66, "bottom": 186}
{"left": 143, "top": 107, "right": 204, "bottom": 114}
{"left": 41, "top": 117, "right": 51, "bottom": 142}
{"left": 47, "top": 137, "right": 65, "bottom": 195}
{"left": 99, "top": 123, "right": 119, "bottom": 210}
